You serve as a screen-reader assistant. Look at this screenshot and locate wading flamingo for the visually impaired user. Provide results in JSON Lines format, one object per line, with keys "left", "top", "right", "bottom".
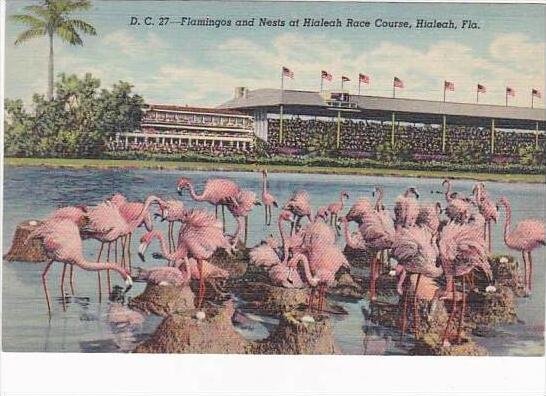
{"left": 261, "top": 170, "right": 278, "bottom": 226}
{"left": 283, "top": 190, "right": 312, "bottom": 234}
{"left": 155, "top": 199, "right": 186, "bottom": 259}
{"left": 28, "top": 219, "right": 132, "bottom": 316}
{"left": 442, "top": 179, "right": 472, "bottom": 224}
{"left": 177, "top": 177, "right": 241, "bottom": 230}
{"left": 227, "top": 189, "right": 261, "bottom": 247}
{"left": 438, "top": 220, "right": 491, "bottom": 344}
{"left": 327, "top": 190, "right": 349, "bottom": 230}
{"left": 473, "top": 183, "right": 498, "bottom": 252}
{"left": 394, "top": 187, "right": 420, "bottom": 229}
{"left": 391, "top": 226, "right": 442, "bottom": 339}
{"left": 497, "top": 196, "right": 545, "bottom": 296}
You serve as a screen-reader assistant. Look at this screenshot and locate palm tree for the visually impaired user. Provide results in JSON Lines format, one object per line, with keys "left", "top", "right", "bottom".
{"left": 11, "top": 0, "right": 97, "bottom": 100}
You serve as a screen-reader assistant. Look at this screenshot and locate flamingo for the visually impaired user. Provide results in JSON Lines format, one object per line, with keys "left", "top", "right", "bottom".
{"left": 137, "top": 229, "right": 229, "bottom": 280}
{"left": 108, "top": 193, "right": 155, "bottom": 270}
{"left": 341, "top": 198, "right": 395, "bottom": 301}
{"left": 283, "top": 190, "right": 312, "bottom": 234}
{"left": 156, "top": 199, "right": 186, "bottom": 257}
{"left": 261, "top": 170, "right": 278, "bottom": 226}
{"left": 391, "top": 226, "right": 442, "bottom": 338}
{"left": 416, "top": 202, "right": 442, "bottom": 236}
{"left": 438, "top": 220, "right": 491, "bottom": 344}
{"left": 442, "top": 179, "right": 472, "bottom": 223}
{"left": 133, "top": 265, "right": 190, "bottom": 287}
{"left": 327, "top": 190, "right": 349, "bottom": 230}
{"left": 177, "top": 177, "right": 241, "bottom": 230}
{"left": 27, "top": 219, "right": 132, "bottom": 316}
{"left": 497, "top": 196, "right": 545, "bottom": 296}
{"left": 394, "top": 187, "right": 420, "bottom": 229}
{"left": 473, "top": 183, "right": 498, "bottom": 252}
{"left": 289, "top": 244, "right": 349, "bottom": 312}
{"left": 227, "top": 189, "right": 261, "bottom": 247}
{"left": 299, "top": 207, "right": 337, "bottom": 249}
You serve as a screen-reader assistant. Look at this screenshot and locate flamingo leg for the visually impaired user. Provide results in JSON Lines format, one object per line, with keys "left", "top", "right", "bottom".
{"left": 222, "top": 205, "right": 226, "bottom": 232}
{"left": 244, "top": 216, "right": 248, "bottom": 246}
{"left": 307, "top": 289, "right": 315, "bottom": 312}
{"left": 106, "top": 242, "right": 112, "bottom": 294}
{"left": 413, "top": 274, "right": 421, "bottom": 338}
{"left": 527, "top": 251, "right": 533, "bottom": 293}
{"left": 215, "top": 205, "right": 218, "bottom": 219}
{"left": 42, "top": 260, "right": 54, "bottom": 317}
{"left": 487, "top": 221, "right": 492, "bottom": 253}
{"left": 457, "top": 276, "right": 466, "bottom": 343}
{"left": 60, "top": 263, "right": 67, "bottom": 312}
{"left": 370, "top": 255, "right": 377, "bottom": 301}
{"left": 127, "top": 233, "right": 132, "bottom": 271}
{"left": 120, "top": 236, "right": 126, "bottom": 269}
{"left": 197, "top": 259, "right": 205, "bottom": 308}
{"left": 521, "top": 251, "right": 528, "bottom": 295}
{"left": 442, "top": 286, "right": 458, "bottom": 345}
{"left": 96, "top": 243, "right": 104, "bottom": 303}
{"left": 264, "top": 205, "right": 268, "bottom": 225}
{"left": 69, "top": 264, "right": 75, "bottom": 296}
{"left": 400, "top": 276, "right": 409, "bottom": 341}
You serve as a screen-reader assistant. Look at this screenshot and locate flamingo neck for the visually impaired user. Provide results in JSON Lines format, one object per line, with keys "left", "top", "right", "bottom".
{"left": 187, "top": 183, "right": 204, "bottom": 202}
{"left": 443, "top": 181, "right": 452, "bottom": 202}
{"left": 290, "top": 252, "right": 315, "bottom": 285}
{"left": 262, "top": 174, "right": 267, "bottom": 195}
{"left": 375, "top": 189, "right": 384, "bottom": 211}
{"left": 278, "top": 218, "right": 289, "bottom": 261}
{"left": 72, "top": 257, "right": 128, "bottom": 279}
{"left": 501, "top": 202, "right": 511, "bottom": 244}
{"left": 343, "top": 218, "right": 359, "bottom": 249}
{"left": 158, "top": 231, "right": 177, "bottom": 260}
{"left": 233, "top": 216, "right": 245, "bottom": 244}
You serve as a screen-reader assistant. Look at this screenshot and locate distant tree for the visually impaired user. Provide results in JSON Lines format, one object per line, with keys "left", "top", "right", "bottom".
{"left": 11, "top": 0, "right": 97, "bottom": 99}
{"left": 518, "top": 145, "right": 545, "bottom": 166}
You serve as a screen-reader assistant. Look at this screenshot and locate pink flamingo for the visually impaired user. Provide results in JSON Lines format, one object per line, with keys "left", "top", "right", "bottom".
{"left": 497, "top": 196, "right": 545, "bottom": 296}
{"left": 108, "top": 193, "right": 155, "bottom": 270}
{"left": 391, "top": 226, "right": 442, "bottom": 338}
{"left": 156, "top": 199, "right": 186, "bottom": 257}
{"left": 416, "top": 202, "right": 442, "bottom": 236}
{"left": 299, "top": 207, "right": 337, "bottom": 250}
{"left": 134, "top": 265, "right": 190, "bottom": 287}
{"left": 442, "top": 179, "right": 473, "bottom": 224}
{"left": 394, "top": 187, "right": 420, "bottom": 229}
{"left": 177, "top": 177, "right": 241, "bottom": 230}
{"left": 473, "top": 183, "right": 498, "bottom": 252}
{"left": 227, "top": 189, "right": 261, "bottom": 247}
{"left": 342, "top": 198, "right": 395, "bottom": 301}
{"left": 283, "top": 190, "right": 312, "bottom": 234}
{"left": 438, "top": 220, "right": 491, "bottom": 344}
{"left": 249, "top": 237, "right": 283, "bottom": 269}
{"left": 261, "top": 170, "right": 278, "bottom": 226}
{"left": 289, "top": 244, "right": 349, "bottom": 312}
{"left": 27, "top": 219, "right": 132, "bottom": 316}
{"left": 327, "top": 190, "right": 349, "bottom": 230}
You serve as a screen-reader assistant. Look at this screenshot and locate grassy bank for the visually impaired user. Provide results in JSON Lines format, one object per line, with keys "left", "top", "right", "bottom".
{"left": 5, "top": 157, "right": 544, "bottom": 183}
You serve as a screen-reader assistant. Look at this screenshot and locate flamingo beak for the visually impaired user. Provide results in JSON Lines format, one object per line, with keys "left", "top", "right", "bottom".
{"left": 124, "top": 276, "right": 133, "bottom": 293}
{"left": 177, "top": 186, "right": 183, "bottom": 196}
{"left": 138, "top": 243, "right": 147, "bottom": 262}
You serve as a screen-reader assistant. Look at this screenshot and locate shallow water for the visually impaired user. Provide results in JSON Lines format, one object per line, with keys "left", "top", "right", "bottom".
{"left": 2, "top": 166, "right": 545, "bottom": 355}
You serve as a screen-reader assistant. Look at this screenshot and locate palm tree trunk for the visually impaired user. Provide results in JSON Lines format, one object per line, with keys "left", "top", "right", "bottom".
{"left": 48, "top": 32, "right": 54, "bottom": 100}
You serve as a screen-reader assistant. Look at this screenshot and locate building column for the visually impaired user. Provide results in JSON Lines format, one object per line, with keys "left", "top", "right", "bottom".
{"left": 125, "top": 136, "right": 129, "bottom": 146}
{"left": 279, "top": 105, "right": 284, "bottom": 144}
{"left": 490, "top": 119, "right": 495, "bottom": 154}
{"left": 536, "top": 122, "right": 540, "bottom": 149}
{"left": 391, "top": 112, "right": 396, "bottom": 146}
{"left": 442, "top": 115, "right": 447, "bottom": 153}
{"left": 336, "top": 111, "right": 341, "bottom": 149}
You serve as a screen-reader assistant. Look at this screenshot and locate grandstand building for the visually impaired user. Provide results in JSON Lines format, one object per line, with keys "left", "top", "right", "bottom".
{"left": 114, "top": 104, "right": 254, "bottom": 154}
{"left": 219, "top": 88, "right": 545, "bottom": 161}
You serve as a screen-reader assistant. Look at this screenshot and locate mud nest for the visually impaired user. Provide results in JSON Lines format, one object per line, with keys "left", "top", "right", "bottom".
{"left": 128, "top": 284, "right": 195, "bottom": 317}
{"left": 343, "top": 245, "right": 374, "bottom": 269}
{"left": 467, "top": 285, "right": 518, "bottom": 332}
{"left": 134, "top": 300, "right": 249, "bottom": 353}
{"left": 209, "top": 242, "right": 249, "bottom": 278}
{"left": 411, "top": 332, "right": 488, "bottom": 356}
{"left": 234, "top": 281, "right": 310, "bottom": 315}
{"left": 251, "top": 310, "right": 339, "bottom": 354}
{"left": 328, "top": 273, "right": 365, "bottom": 300}
{"left": 4, "top": 220, "right": 48, "bottom": 262}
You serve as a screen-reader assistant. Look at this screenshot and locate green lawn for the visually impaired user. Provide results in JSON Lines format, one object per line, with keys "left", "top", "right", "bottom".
{"left": 4, "top": 157, "right": 544, "bottom": 183}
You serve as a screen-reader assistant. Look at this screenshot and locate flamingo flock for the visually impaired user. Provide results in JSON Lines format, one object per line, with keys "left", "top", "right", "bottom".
{"left": 26, "top": 172, "right": 544, "bottom": 344}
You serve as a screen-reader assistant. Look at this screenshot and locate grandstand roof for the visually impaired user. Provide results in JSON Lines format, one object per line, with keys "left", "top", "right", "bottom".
{"left": 145, "top": 103, "right": 250, "bottom": 117}
{"left": 218, "top": 89, "right": 545, "bottom": 129}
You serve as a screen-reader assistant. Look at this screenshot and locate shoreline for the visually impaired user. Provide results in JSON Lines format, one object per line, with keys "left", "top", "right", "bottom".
{"left": 4, "top": 157, "right": 544, "bottom": 184}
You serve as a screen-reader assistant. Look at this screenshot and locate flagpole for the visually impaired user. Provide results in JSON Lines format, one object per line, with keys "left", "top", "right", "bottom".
{"left": 505, "top": 91, "right": 508, "bottom": 107}
{"left": 341, "top": 78, "right": 344, "bottom": 91}
{"left": 358, "top": 80, "right": 361, "bottom": 95}
{"left": 531, "top": 93, "right": 534, "bottom": 108}
{"left": 476, "top": 87, "right": 479, "bottom": 103}
{"left": 443, "top": 82, "right": 446, "bottom": 102}
{"left": 393, "top": 81, "right": 395, "bottom": 99}
{"left": 280, "top": 68, "right": 284, "bottom": 144}
{"left": 320, "top": 76, "right": 323, "bottom": 93}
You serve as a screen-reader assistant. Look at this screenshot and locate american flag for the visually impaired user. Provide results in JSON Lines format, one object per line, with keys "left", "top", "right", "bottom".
{"left": 477, "top": 84, "right": 486, "bottom": 93}
{"left": 321, "top": 70, "right": 332, "bottom": 81}
{"left": 506, "top": 87, "right": 515, "bottom": 97}
{"left": 532, "top": 89, "right": 542, "bottom": 98}
{"left": 394, "top": 77, "right": 404, "bottom": 88}
{"left": 342, "top": 76, "right": 350, "bottom": 82}
{"left": 444, "top": 80, "right": 455, "bottom": 91}
{"left": 282, "top": 66, "right": 294, "bottom": 79}
{"left": 359, "top": 74, "right": 370, "bottom": 84}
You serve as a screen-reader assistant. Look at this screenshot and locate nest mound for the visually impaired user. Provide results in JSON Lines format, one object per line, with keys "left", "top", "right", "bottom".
{"left": 329, "top": 273, "right": 365, "bottom": 299}
{"left": 128, "top": 284, "right": 195, "bottom": 317}
{"left": 235, "top": 281, "right": 310, "bottom": 315}
{"left": 209, "top": 242, "right": 249, "bottom": 278}
{"left": 134, "top": 300, "right": 249, "bottom": 353}
{"left": 467, "top": 285, "right": 518, "bottom": 332}
{"left": 343, "top": 245, "right": 374, "bottom": 269}
{"left": 4, "top": 220, "right": 48, "bottom": 262}
{"left": 251, "top": 311, "right": 339, "bottom": 354}
{"left": 412, "top": 332, "right": 488, "bottom": 356}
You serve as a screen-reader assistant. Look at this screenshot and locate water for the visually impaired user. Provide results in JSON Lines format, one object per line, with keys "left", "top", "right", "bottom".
{"left": 2, "top": 166, "right": 545, "bottom": 355}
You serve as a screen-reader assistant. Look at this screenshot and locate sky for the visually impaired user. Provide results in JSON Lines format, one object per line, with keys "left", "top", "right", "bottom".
{"left": 4, "top": 0, "right": 546, "bottom": 109}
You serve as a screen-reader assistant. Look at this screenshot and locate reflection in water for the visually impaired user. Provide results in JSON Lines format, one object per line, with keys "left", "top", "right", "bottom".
{"left": 2, "top": 167, "right": 545, "bottom": 355}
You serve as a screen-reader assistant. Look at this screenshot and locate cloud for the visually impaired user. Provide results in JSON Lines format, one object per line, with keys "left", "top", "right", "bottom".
{"left": 102, "top": 30, "right": 168, "bottom": 56}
